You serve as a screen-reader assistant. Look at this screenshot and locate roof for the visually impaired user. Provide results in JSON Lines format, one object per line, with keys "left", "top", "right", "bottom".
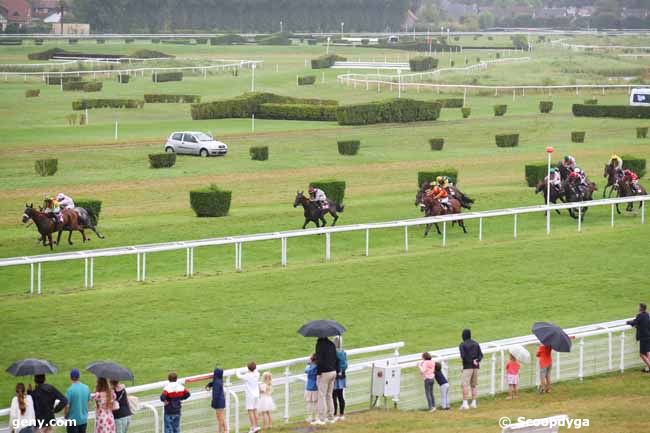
{"left": 0, "top": 0, "right": 31, "bottom": 23}
{"left": 43, "top": 11, "right": 60, "bottom": 22}
{"left": 33, "top": 0, "right": 59, "bottom": 8}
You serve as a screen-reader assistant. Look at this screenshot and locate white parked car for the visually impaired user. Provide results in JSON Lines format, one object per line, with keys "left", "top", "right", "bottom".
{"left": 165, "top": 131, "right": 228, "bottom": 157}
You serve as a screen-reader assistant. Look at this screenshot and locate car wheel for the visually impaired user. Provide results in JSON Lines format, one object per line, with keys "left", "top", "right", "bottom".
{"left": 165, "top": 147, "right": 175, "bottom": 153}
{"left": 200, "top": 148, "right": 209, "bottom": 157}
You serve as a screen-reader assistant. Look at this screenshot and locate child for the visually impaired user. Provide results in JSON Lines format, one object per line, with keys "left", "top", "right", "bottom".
{"left": 304, "top": 354, "right": 318, "bottom": 423}
{"left": 417, "top": 352, "right": 436, "bottom": 412}
{"left": 236, "top": 362, "right": 260, "bottom": 433}
{"left": 506, "top": 354, "right": 520, "bottom": 400}
{"left": 536, "top": 344, "right": 553, "bottom": 394}
{"left": 160, "top": 372, "right": 191, "bottom": 433}
{"left": 434, "top": 362, "right": 450, "bottom": 410}
{"left": 333, "top": 336, "right": 348, "bottom": 421}
{"left": 258, "top": 372, "right": 276, "bottom": 429}
{"left": 206, "top": 368, "right": 228, "bottom": 433}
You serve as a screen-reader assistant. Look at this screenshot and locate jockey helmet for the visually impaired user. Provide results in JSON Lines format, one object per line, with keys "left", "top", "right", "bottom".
{"left": 56, "top": 193, "right": 65, "bottom": 201}
{"left": 611, "top": 154, "right": 620, "bottom": 160}
{"left": 574, "top": 167, "right": 581, "bottom": 173}
{"left": 564, "top": 155, "right": 570, "bottom": 162}
{"left": 308, "top": 186, "right": 315, "bottom": 193}
{"left": 436, "top": 176, "right": 443, "bottom": 183}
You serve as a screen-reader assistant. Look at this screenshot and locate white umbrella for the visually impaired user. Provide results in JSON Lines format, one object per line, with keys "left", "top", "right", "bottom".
{"left": 508, "top": 345, "right": 531, "bottom": 364}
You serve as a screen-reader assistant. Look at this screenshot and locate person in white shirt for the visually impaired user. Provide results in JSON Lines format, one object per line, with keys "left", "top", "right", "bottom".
{"left": 10, "top": 383, "right": 36, "bottom": 433}
{"left": 236, "top": 362, "right": 260, "bottom": 433}
{"left": 55, "top": 193, "right": 75, "bottom": 210}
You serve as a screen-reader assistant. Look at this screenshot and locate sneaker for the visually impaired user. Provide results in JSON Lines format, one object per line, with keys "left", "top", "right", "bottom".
{"left": 327, "top": 418, "right": 337, "bottom": 424}
{"left": 459, "top": 403, "right": 469, "bottom": 411}
{"left": 470, "top": 401, "right": 477, "bottom": 409}
{"left": 253, "top": 427, "right": 262, "bottom": 433}
{"left": 429, "top": 407, "right": 437, "bottom": 412}
{"left": 338, "top": 416, "right": 345, "bottom": 421}
{"left": 310, "top": 420, "right": 326, "bottom": 426}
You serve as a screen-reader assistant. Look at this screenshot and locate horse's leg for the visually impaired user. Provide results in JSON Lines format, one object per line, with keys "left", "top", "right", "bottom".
{"left": 68, "top": 230, "right": 74, "bottom": 245}
{"left": 80, "top": 229, "right": 87, "bottom": 243}
{"left": 330, "top": 210, "right": 338, "bottom": 226}
{"left": 303, "top": 218, "right": 309, "bottom": 229}
{"left": 56, "top": 229, "right": 62, "bottom": 246}
{"left": 460, "top": 220, "right": 467, "bottom": 234}
{"left": 434, "top": 223, "right": 441, "bottom": 235}
{"left": 91, "top": 227, "right": 104, "bottom": 239}
{"left": 424, "top": 223, "right": 431, "bottom": 237}
{"left": 320, "top": 216, "right": 327, "bottom": 227}
{"left": 48, "top": 234, "right": 53, "bottom": 250}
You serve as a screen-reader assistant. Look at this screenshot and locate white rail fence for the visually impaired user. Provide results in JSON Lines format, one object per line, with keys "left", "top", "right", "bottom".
{"left": 2, "top": 195, "right": 647, "bottom": 295}
{"left": 1, "top": 319, "right": 641, "bottom": 433}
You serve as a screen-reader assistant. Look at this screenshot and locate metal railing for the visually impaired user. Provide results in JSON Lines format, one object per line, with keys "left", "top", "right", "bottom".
{"left": 2, "top": 195, "right": 647, "bottom": 294}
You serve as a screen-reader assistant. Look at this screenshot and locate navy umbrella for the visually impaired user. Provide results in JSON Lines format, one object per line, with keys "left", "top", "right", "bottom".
{"left": 532, "top": 322, "right": 572, "bottom": 352}
{"left": 6, "top": 359, "right": 58, "bottom": 376}
{"left": 86, "top": 361, "right": 134, "bottom": 381}
{"left": 298, "top": 320, "right": 346, "bottom": 338}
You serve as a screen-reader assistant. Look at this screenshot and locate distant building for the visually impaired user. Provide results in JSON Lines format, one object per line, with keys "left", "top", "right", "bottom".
{"left": 0, "top": 0, "right": 31, "bottom": 27}
{"left": 535, "top": 8, "right": 567, "bottom": 19}
{"left": 577, "top": 6, "right": 595, "bottom": 17}
{"left": 0, "top": 11, "right": 7, "bottom": 31}
{"left": 51, "top": 22, "right": 90, "bottom": 35}
{"left": 622, "top": 8, "right": 649, "bottom": 18}
{"left": 32, "top": 0, "right": 59, "bottom": 21}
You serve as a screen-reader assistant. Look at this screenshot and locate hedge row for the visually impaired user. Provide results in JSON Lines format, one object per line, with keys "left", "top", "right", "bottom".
{"left": 25, "top": 89, "right": 40, "bottom": 98}
{"left": 311, "top": 54, "right": 347, "bottom": 69}
{"left": 35, "top": 159, "right": 58, "bottom": 177}
{"left": 525, "top": 163, "right": 547, "bottom": 187}
{"left": 117, "top": 74, "right": 130, "bottom": 84}
{"left": 436, "top": 98, "right": 463, "bottom": 108}
{"left": 572, "top": 104, "right": 650, "bottom": 119}
{"left": 190, "top": 185, "right": 232, "bottom": 217}
{"left": 72, "top": 99, "right": 144, "bottom": 110}
{"left": 63, "top": 81, "right": 103, "bottom": 92}
{"left": 250, "top": 146, "right": 268, "bottom": 161}
{"left": 144, "top": 94, "right": 201, "bottom": 103}
{"left": 461, "top": 107, "right": 471, "bottom": 118}
{"left": 309, "top": 180, "right": 346, "bottom": 204}
{"left": 28, "top": 48, "right": 66, "bottom": 60}
{"left": 637, "top": 126, "right": 648, "bottom": 138}
{"left": 153, "top": 72, "right": 183, "bottom": 83}
{"left": 131, "top": 49, "right": 173, "bottom": 59}
{"left": 75, "top": 199, "right": 102, "bottom": 225}
{"left": 539, "top": 101, "right": 553, "bottom": 113}
{"left": 418, "top": 169, "right": 459, "bottom": 187}
{"left": 409, "top": 56, "right": 438, "bottom": 72}
{"left": 429, "top": 138, "right": 444, "bottom": 151}
{"left": 257, "top": 33, "right": 292, "bottom": 45}
{"left": 622, "top": 155, "right": 647, "bottom": 178}
{"left": 337, "top": 140, "right": 360, "bottom": 155}
{"left": 494, "top": 104, "right": 508, "bottom": 116}
{"left": 495, "top": 134, "right": 519, "bottom": 147}
{"left": 336, "top": 98, "right": 442, "bottom": 125}
{"left": 571, "top": 131, "right": 586, "bottom": 143}
{"left": 298, "top": 75, "right": 316, "bottom": 85}
{"left": 0, "top": 39, "right": 23, "bottom": 46}
{"left": 210, "top": 34, "right": 247, "bottom": 45}
{"left": 46, "top": 76, "right": 82, "bottom": 85}
{"left": 149, "top": 153, "right": 176, "bottom": 169}
{"left": 257, "top": 103, "right": 337, "bottom": 121}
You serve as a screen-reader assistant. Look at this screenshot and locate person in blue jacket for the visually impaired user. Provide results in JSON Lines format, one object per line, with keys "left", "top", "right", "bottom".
{"left": 304, "top": 355, "right": 318, "bottom": 423}
{"left": 333, "top": 336, "right": 348, "bottom": 421}
{"left": 206, "top": 368, "right": 227, "bottom": 433}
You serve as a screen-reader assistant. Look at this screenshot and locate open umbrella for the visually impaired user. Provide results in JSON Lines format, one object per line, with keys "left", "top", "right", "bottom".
{"left": 298, "top": 320, "right": 346, "bottom": 338}
{"left": 532, "top": 322, "right": 572, "bottom": 352}
{"left": 6, "top": 359, "right": 58, "bottom": 376}
{"left": 508, "top": 345, "right": 531, "bottom": 364}
{"left": 86, "top": 361, "right": 134, "bottom": 381}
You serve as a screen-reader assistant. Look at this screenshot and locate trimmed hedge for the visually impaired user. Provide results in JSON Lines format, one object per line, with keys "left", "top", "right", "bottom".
{"left": 72, "top": 99, "right": 144, "bottom": 110}
{"left": 62, "top": 80, "right": 88, "bottom": 91}
{"left": 539, "top": 101, "right": 553, "bottom": 113}
{"left": 637, "top": 126, "right": 648, "bottom": 138}
{"left": 75, "top": 199, "right": 102, "bottom": 225}
{"left": 571, "top": 131, "right": 586, "bottom": 143}
{"left": 0, "top": 39, "right": 22, "bottom": 46}
{"left": 311, "top": 54, "right": 347, "bottom": 69}
{"left": 250, "top": 146, "right": 269, "bottom": 161}
{"left": 418, "top": 169, "right": 459, "bottom": 187}
{"left": 573, "top": 104, "right": 650, "bottom": 119}
{"left": 148, "top": 153, "right": 176, "bottom": 169}
{"left": 436, "top": 98, "right": 463, "bottom": 108}
{"left": 429, "top": 138, "right": 444, "bottom": 151}
{"left": 47, "top": 76, "right": 82, "bottom": 85}
{"left": 210, "top": 34, "right": 247, "bottom": 45}
{"left": 25, "top": 89, "right": 40, "bottom": 98}
{"left": 309, "top": 180, "right": 346, "bottom": 204}
{"left": 337, "top": 140, "right": 360, "bottom": 155}
{"left": 461, "top": 107, "right": 471, "bottom": 118}
{"left": 621, "top": 155, "right": 646, "bottom": 178}
{"left": 336, "top": 98, "right": 442, "bottom": 125}
{"left": 144, "top": 94, "right": 201, "bottom": 103}
{"left": 153, "top": 72, "right": 183, "bottom": 83}
{"left": 257, "top": 103, "right": 337, "bottom": 121}
{"left": 525, "top": 163, "right": 548, "bottom": 187}
{"left": 83, "top": 81, "right": 103, "bottom": 92}
{"left": 96, "top": 39, "right": 105, "bottom": 44}
{"left": 190, "top": 185, "right": 232, "bottom": 217}
{"left": 35, "top": 159, "right": 58, "bottom": 177}
{"left": 28, "top": 48, "right": 66, "bottom": 60}
{"left": 131, "top": 49, "right": 173, "bottom": 59}
{"left": 409, "top": 56, "right": 438, "bottom": 72}
{"left": 494, "top": 104, "right": 508, "bottom": 116}
{"left": 495, "top": 134, "right": 519, "bottom": 147}
{"left": 298, "top": 75, "right": 316, "bottom": 85}
{"left": 117, "top": 74, "right": 130, "bottom": 84}
{"left": 257, "top": 33, "right": 292, "bottom": 46}
{"left": 584, "top": 98, "right": 598, "bottom": 105}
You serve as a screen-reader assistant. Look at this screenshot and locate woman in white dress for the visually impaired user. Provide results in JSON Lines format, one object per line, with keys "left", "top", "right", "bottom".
{"left": 257, "top": 372, "right": 276, "bottom": 429}
{"left": 10, "top": 383, "right": 36, "bottom": 433}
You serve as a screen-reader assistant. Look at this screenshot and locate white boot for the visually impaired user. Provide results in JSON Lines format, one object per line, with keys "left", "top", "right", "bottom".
{"left": 470, "top": 400, "right": 477, "bottom": 409}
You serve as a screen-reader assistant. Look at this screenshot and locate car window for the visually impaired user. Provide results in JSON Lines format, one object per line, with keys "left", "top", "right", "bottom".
{"left": 171, "top": 133, "right": 183, "bottom": 141}
{"left": 195, "top": 132, "right": 213, "bottom": 141}
{"left": 183, "top": 134, "right": 198, "bottom": 143}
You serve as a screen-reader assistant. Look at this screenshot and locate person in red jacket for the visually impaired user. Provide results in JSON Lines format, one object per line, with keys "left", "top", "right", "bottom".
{"left": 427, "top": 184, "right": 450, "bottom": 211}
{"left": 536, "top": 345, "right": 553, "bottom": 394}
{"left": 623, "top": 169, "right": 640, "bottom": 194}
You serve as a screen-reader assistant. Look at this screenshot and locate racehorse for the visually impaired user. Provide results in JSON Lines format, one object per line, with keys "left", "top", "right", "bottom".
{"left": 535, "top": 178, "right": 566, "bottom": 215}
{"left": 614, "top": 178, "right": 646, "bottom": 213}
{"left": 59, "top": 207, "right": 105, "bottom": 242}
{"left": 22, "top": 204, "right": 86, "bottom": 250}
{"left": 603, "top": 163, "right": 622, "bottom": 198}
{"left": 417, "top": 182, "right": 474, "bottom": 210}
{"left": 293, "top": 191, "right": 344, "bottom": 229}
{"left": 564, "top": 178, "right": 597, "bottom": 220}
{"left": 419, "top": 195, "right": 467, "bottom": 236}
{"left": 557, "top": 162, "right": 572, "bottom": 181}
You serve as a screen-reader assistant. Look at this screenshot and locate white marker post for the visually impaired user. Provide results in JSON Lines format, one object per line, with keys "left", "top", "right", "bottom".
{"left": 114, "top": 120, "right": 118, "bottom": 141}
{"left": 251, "top": 113, "right": 255, "bottom": 132}
{"left": 546, "top": 146, "right": 554, "bottom": 234}
{"left": 251, "top": 63, "right": 256, "bottom": 92}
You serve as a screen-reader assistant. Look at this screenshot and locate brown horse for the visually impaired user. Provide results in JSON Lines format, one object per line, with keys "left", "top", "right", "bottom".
{"left": 22, "top": 204, "right": 86, "bottom": 250}
{"left": 293, "top": 191, "right": 344, "bottom": 229}
{"left": 535, "top": 178, "right": 565, "bottom": 215}
{"left": 603, "top": 163, "right": 622, "bottom": 198}
{"left": 614, "top": 179, "right": 647, "bottom": 213}
{"left": 421, "top": 195, "right": 467, "bottom": 236}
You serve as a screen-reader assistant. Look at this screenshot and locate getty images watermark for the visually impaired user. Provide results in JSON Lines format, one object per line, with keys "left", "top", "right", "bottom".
{"left": 12, "top": 419, "right": 77, "bottom": 431}
{"left": 499, "top": 416, "right": 590, "bottom": 429}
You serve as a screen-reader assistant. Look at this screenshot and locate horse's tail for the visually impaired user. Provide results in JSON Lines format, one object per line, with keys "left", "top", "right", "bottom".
{"left": 336, "top": 203, "right": 344, "bottom": 212}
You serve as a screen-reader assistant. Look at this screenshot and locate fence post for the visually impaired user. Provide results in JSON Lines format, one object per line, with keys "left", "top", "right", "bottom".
{"left": 37, "top": 263, "right": 42, "bottom": 294}
{"left": 404, "top": 226, "right": 409, "bottom": 252}
{"left": 281, "top": 238, "right": 287, "bottom": 267}
{"left": 611, "top": 204, "right": 615, "bottom": 227}
{"left": 608, "top": 331, "right": 613, "bottom": 371}
{"left": 513, "top": 214, "right": 517, "bottom": 239}
{"left": 90, "top": 258, "right": 94, "bottom": 288}
{"left": 190, "top": 248, "right": 194, "bottom": 276}
{"left": 490, "top": 353, "right": 496, "bottom": 395}
{"left": 142, "top": 253, "right": 147, "bottom": 281}
{"left": 30, "top": 263, "right": 34, "bottom": 295}
{"left": 499, "top": 350, "right": 505, "bottom": 392}
{"left": 619, "top": 332, "right": 626, "bottom": 372}
{"left": 84, "top": 258, "right": 89, "bottom": 288}
{"left": 235, "top": 243, "right": 242, "bottom": 272}
{"left": 186, "top": 248, "right": 191, "bottom": 277}
{"left": 365, "top": 229, "right": 369, "bottom": 257}
{"left": 479, "top": 217, "right": 483, "bottom": 241}
{"left": 442, "top": 221, "right": 446, "bottom": 247}
{"left": 578, "top": 337, "right": 584, "bottom": 381}
{"left": 641, "top": 201, "right": 645, "bottom": 224}
{"left": 141, "top": 403, "right": 159, "bottom": 433}
{"left": 284, "top": 366, "right": 290, "bottom": 422}
{"left": 578, "top": 208, "right": 582, "bottom": 232}
{"left": 555, "top": 351, "right": 561, "bottom": 381}
{"left": 325, "top": 233, "right": 331, "bottom": 262}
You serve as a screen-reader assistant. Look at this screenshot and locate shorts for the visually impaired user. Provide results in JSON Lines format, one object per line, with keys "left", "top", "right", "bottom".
{"left": 507, "top": 374, "right": 519, "bottom": 385}
{"left": 640, "top": 338, "right": 650, "bottom": 355}
{"left": 304, "top": 390, "right": 318, "bottom": 403}
{"left": 245, "top": 395, "right": 259, "bottom": 411}
{"left": 539, "top": 365, "right": 552, "bottom": 380}
{"left": 461, "top": 369, "right": 478, "bottom": 388}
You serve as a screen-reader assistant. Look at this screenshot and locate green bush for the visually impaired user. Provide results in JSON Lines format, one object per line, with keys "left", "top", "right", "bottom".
{"left": 257, "top": 33, "right": 292, "bottom": 45}
{"left": 46, "top": 75, "right": 82, "bottom": 85}
{"left": 461, "top": 107, "right": 471, "bottom": 118}
{"left": 124, "top": 38, "right": 135, "bottom": 44}
{"left": 298, "top": 75, "right": 316, "bottom": 85}
{"left": 495, "top": 134, "right": 519, "bottom": 147}
{"left": 72, "top": 99, "right": 144, "bottom": 110}
{"left": 161, "top": 39, "right": 193, "bottom": 45}
{"left": 131, "top": 49, "right": 173, "bottom": 59}
{"left": 117, "top": 74, "right": 130, "bottom": 84}
{"left": 336, "top": 98, "right": 442, "bottom": 125}
{"left": 311, "top": 54, "right": 347, "bottom": 69}
{"left": 0, "top": 39, "right": 22, "bottom": 46}
{"left": 210, "top": 34, "right": 247, "bottom": 45}
{"left": 637, "top": 126, "right": 648, "bottom": 138}
{"left": 309, "top": 180, "right": 346, "bottom": 204}
{"left": 35, "top": 159, "right": 58, "bottom": 177}
{"left": 148, "top": 153, "right": 176, "bottom": 169}
{"left": 337, "top": 140, "right": 360, "bottom": 155}
{"left": 539, "top": 101, "right": 553, "bottom": 113}
{"left": 75, "top": 199, "right": 102, "bottom": 225}
{"left": 144, "top": 94, "right": 201, "bottom": 103}
{"left": 249, "top": 146, "right": 269, "bottom": 161}
{"left": 494, "top": 104, "right": 508, "bottom": 116}
{"left": 152, "top": 72, "right": 183, "bottom": 83}
{"left": 361, "top": 38, "right": 370, "bottom": 45}
{"left": 436, "top": 98, "right": 463, "bottom": 108}
{"left": 195, "top": 38, "right": 208, "bottom": 45}
{"left": 82, "top": 81, "right": 103, "bottom": 92}
{"left": 429, "top": 138, "right": 444, "bottom": 151}
{"left": 29, "top": 48, "right": 66, "bottom": 60}
{"left": 571, "top": 131, "right": 586, "bottom": 143}
{"left": 68, "top": 39, "right": 78, "bottom": 44}
{"left": 525, "top": 163, "right": 548, "bottom": 187}
{"left": 409, "top": 56, "right": 439, "bottom": 72}
{"left": 418, "top": 169, "right": 459, "bottom": 187}
{"left": 96, "top": 39, "right": 105, "bottom": 44}
{"left": 34, "top": 39, "right": 44, "bottom": 45}
{"left": 62, "top": 80, "right": 88, "bottom": 91}
{"left": 621, "top": 155, "right": 646, "bottom": 178}
{"left": 189, "top": 185, "right": 232, "bottom": 217}
{"left": 25, "top": 89, "right": 40, "bottom": 98}
{"left": 257, "top": 103, "right": 337, "bottom": 121}
{"left": 573, "top": 104, "right": 650, "bottom": 119}
{"left": 584, "top": 98, "right": 598, "bottom": 105}
{"left": 151, "top": 39, "right": 161, "bottom": 44}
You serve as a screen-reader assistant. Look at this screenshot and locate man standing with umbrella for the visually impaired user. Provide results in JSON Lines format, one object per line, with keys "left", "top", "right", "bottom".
{"left": 627, "top": 303, "right": 650, "bottom": 373}
{"left": 64, "top": 369, "right": 91, "bottom": 433}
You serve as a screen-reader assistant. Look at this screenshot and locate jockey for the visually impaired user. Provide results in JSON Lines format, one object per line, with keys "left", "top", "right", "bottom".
{"left": 610, "top": 154, "right": 623, "bottom": 174}
{"left": 570, "top": 167, "right": 587, "bottom": 191}
{"left": 436, "top": 176, "right": 450, "bottom": 189}
{"left": 56, "top": 192, "right": 75, "bottom": 210}
{"left": 308, "top": 186, "right": 327, "bottom": 209}
{"left": 623, "top": 169, "right": 640, "bottom": 193}
{"left": 43, "top": 196, "right": 62, "bottom": 223}
{"left": 563, "top": 155, "right": 576, "bottom": 171}
{"left": 548, "top": 167, "right": 562, "bottom": 191}
{"left": 427, "top": 185, "right": 450, "bottom": 210}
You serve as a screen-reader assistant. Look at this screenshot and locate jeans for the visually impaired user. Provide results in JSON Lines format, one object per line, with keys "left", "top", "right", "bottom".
{"left": 332, "top": 389, "right": 345, "bottom": 415}
{"left": 115, "top": 417, "right": 131, "bottom": 433}
{"left": 316, "top": 371, "right": 336, "bottom": 421}
{"left": 164, "top": 414, "right": 181, "bottom": 433}
{"left": 66, "top": 424, "right": 87, "bottom": 433}
{"left": 424, "top": 379, "right": 435, "bottom": 409}
{"left": 439, "top": 383, "right": 450, "bottom": 409}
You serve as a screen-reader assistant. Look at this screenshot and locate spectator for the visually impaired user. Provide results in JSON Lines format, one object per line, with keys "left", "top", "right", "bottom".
{"left": 313, "top": 337, "right": 338, "bottom": 425}
{"left": 206, "top": 368, "right": 227, "bottom": 433}
{"left": 434, "top": 362, "right": 449, "bottom": 410}
{"left": 10, "top": 383, "right": 35, "bottom": 433}
{"left": 92, "top": 378, "right": 116, "bottom": 433}
{"left": 304, "top": 355, "right": 318, "bottom": 423}
{"left": 333, "top": 336, "right": 348, "bottom": 421}
{"left": 505, "top": 354, "right": 520, "bottom": 400}
{"left": 536, "top": 345, "right": 552, "bottom": 394}
{"left": 627, "top": 303, "right": 650, "bottom": 373}
{"left": 236, "top": 362, "right": 260, "bottom": 433}
{"left": 160, "top": 372, "right": 191, "bottom": 433}
{"left": 417, "top": 352, "right": 436, "bottom": 412}
{"left": 30, "top": 374, "right": 68, "bottom": 433}
{"left": 459, "top": 329, "right": 483, "bottom": 410}
{"left": 110, "top": 380, "right": 133, "bottom": 433}
{"left": 65, "top": 369, "right": 91, "bottom": 433}
{"left": 257, "top": 372, "right": 276, "bottom": 429}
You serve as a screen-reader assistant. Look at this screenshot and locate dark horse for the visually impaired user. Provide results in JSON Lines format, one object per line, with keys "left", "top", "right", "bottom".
{"left": 417, "top": 194, "right": 467, "bottom": 236}
{"left": 602, "top": 163, "right": 622, "bottom": 198}
{"left": 535, "top": 178, "right": 565, "bottom": 215}
{"left": 60, "top": 207, "right": 105, "bottom": 242}
{"left": 564, "top": 178, "right": 597, "bottom": 220}
{"left": 293, "top": 191, "right": 344, "bottom": 229}
{"left": 22, "top": 204, "right": 86, "bottom": 250}
{"left": 417, "top": 182, "right": 474, "bottom": 210}
{"left": 614, "top": 178, "right": 646, "bottom": 213}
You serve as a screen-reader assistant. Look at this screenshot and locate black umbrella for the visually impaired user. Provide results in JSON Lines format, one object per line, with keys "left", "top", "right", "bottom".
{"left": 6, "top": 359, "right": 58, "bottom": 376}
{"left": 298, "top": 320, "right": 346, "bottom": 338}
{"left": 86, "top": 361, "right": 134, "bottom": 381}
{"left": 532, "top": 322, "right": 572, "bottom": 352}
